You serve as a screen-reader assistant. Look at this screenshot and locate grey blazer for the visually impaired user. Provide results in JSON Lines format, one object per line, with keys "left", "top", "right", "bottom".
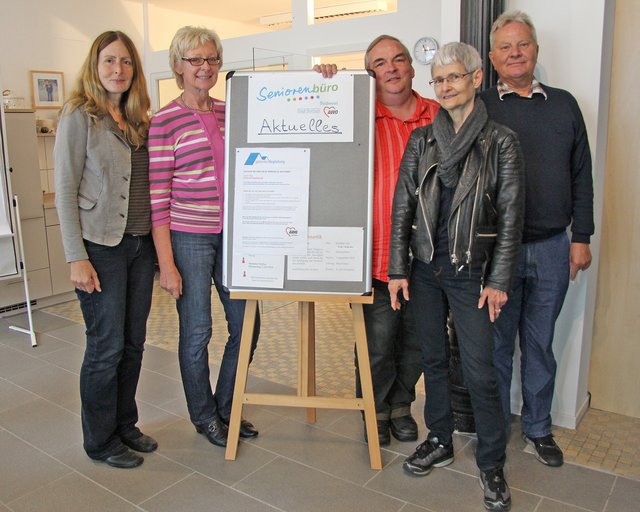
{"left": 54, "top": 106, "right": 133, "bottom": 262}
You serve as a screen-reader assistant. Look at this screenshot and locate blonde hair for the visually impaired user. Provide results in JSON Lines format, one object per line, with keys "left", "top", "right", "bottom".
{"left": 169, "top": 26, "right": 223, "bottom": 89}
{"left": 64, "top": 30, "right": 150, "bottom": 148}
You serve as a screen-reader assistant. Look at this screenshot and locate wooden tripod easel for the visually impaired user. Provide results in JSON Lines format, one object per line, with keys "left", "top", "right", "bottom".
{"left": 225, "top": 292, "right": 382, "bottom": 470}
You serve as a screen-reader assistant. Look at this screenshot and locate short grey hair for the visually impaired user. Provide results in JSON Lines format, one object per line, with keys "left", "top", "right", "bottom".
{"left": 490, "top": 10, "right": 538, "bottom": 49}
{"left": 169, "top": 26, "right": 223, "bottom": 89}
{"left": 364, "top": 34, "right": 412, "bottom": 69}
{"left": 431, "top": 42, "right": 482, "bottom": 75}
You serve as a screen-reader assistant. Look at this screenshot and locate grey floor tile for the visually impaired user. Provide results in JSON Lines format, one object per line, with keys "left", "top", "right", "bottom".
{"left": 155, "top": 395, "right": 190, "bottom": 420}
{"left": 0, "top": 344, "right": 49, "bottom": 379}
{"left": 37, "top": 343, "right": 85, "bottom": 374}
{"left": 5, "top": 311, "right": 76, "bottom": 333}
{"left": 399, "top": 504, "right": 435, "bottom": 512}
{"left": 0, "top": 398, "right": 82, "bottom": 456}
{"left": 535, "top": 498, "right": 600, "bottom": 511}
{"left": 11, "top": 364, "right": 79, "bottom": 407}
{"left": 44, "top": 322, "right": 87, "bottom": 346}
{"left": 250, "top": 417, "right": 398, "bottom": 484}
{"left": 236, "top": 457, "right": 403, "bottom": 512}
{"left": 135, "top": 400, "right": 183, "bottom": 435}
{"left": 55, "top": 444, "right": 193, "bottom": 505}
{"left": 7, "top": 331, "right": 75, "bottom": 357}
{"left": 151, "top": 360, "right": 182, "bottom": 380}
{"left": 136, "top": 367, "right": 184, "bottom": 407}
{"left": 141, "top": 472, "right": 279, "bottom": 512}
{"left": 505, "top": 447, "right": 615, "bottom": 510}
{"left": 6, "top": 472, "right": 138, "bottom": 512}
{"left": 606, "top": 476, "right": 640, "bottom": 512}
{"left": 0, "top": 379, "right": 39, "bottom": 414}
{"left": 233, "top": 404, "right": 288, "bottom": 435}
{"left": 151, "top": 419, "right": 277, "bottom": 485}
{"left": 366, "top": 457, "right": 541, "bottom": 512}
{"left": 0, "top": 324, "right": 34, "bottom": 347}
{"left": 0, "top": 430, "right": 73, "bottom": 503}
{"left": 141, "top": 344, "right": 179, "bottom": 372}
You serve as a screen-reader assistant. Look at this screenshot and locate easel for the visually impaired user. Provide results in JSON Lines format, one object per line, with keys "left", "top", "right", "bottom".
{"left": 7, "top": 195, "right": 37, "bottom": 347}
{"left": 225, "top": 292, "right": 382, "bottom": 470}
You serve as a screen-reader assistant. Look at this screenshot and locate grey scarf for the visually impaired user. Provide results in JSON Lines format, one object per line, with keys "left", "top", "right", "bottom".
{"left": 432, "top": 97, "right": 488, "bottom": 188}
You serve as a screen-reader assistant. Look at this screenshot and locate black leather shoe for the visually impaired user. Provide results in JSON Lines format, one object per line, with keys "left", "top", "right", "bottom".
{"left": 122, "top": 433, "right": 158, "bottom": 453}
{"left": 222, "top": 419, "right": 259, "bottom": 438}
{"left": 390, "top": 415, "right": 418, "bottom": 442}
{"left": 364, "top": 419, "right": 391, "bottom": 446}
{"left": 195, "top": 417, "right": 228, "bottom": 447}
{"left": 100, "top": 448, "right": 144, "bottom": 469}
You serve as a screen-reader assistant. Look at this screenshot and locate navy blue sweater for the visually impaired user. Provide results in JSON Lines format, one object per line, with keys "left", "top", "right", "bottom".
{"left": 480, "top": 85, "right": 594, "bottom": 243}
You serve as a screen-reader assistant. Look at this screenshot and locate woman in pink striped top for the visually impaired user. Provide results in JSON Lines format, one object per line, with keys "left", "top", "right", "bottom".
{"left": 149, "top": 26, "right": 259, "bottom": 447}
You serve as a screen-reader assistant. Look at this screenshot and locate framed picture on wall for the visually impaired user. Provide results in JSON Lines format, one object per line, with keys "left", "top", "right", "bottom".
{"left": 30, "top": 70, "right": 64, "bottom": 109}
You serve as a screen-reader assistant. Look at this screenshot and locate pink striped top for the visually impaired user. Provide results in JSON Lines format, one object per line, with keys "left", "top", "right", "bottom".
{"left": 149, "top": 98, "right": 225, "bottom": 233}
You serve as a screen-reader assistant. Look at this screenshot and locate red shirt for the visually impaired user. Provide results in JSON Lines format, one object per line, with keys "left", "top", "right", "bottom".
{"left": 372, "top": 92, "right": 439, "bottom": 282}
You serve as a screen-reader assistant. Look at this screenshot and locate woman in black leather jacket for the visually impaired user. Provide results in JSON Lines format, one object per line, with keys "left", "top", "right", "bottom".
{"left": 387, "top": 42, "right": 524, "bottom": 512}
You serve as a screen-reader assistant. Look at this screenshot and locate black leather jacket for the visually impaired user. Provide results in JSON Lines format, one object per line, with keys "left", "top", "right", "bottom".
{"left": 388, "top": 119, "right": 525, "bottom": 292}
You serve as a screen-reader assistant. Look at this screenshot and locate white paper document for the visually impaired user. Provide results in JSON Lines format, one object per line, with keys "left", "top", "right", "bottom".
{"left": 233, "top": 147, "right": 310, "bottom": 255}
{"left": 247, "top": 72, "right": 354, "bottom": 143}
{"left": 288, "top": 226, "right": 364, "bottom": 282}
{"left": 231, "top": 253, "right": 285, "bottom": 288}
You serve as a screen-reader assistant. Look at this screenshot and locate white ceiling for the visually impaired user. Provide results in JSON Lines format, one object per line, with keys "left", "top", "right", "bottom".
{"left": 147, "top": 0, "right": 383, "bottom": 26}
{"left": 148, "top": 1, "right": 306, "bottom": 25}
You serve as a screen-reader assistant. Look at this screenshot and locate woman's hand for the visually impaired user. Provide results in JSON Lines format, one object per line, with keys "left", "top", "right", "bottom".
{"left": 70, "top": 260, "right": 101, "bottom": 293}
{"left": 159, "top": 264, "right": 182, "bottom": 299}
{"left": 478, "top": 286, "right": 507, "bottom": 323}
{"left": 388, "top": 278, "right": 410, "bottom": 311}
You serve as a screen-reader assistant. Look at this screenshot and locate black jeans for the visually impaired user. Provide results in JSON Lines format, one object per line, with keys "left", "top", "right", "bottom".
{"left": 411, "top": 258, "right": 506, "bottom": 471}
{"left": 356, "top": 279, "right": 422, "bottom": 420}
{"left": 77, "top": 235, "right": 155, "bottom": 459}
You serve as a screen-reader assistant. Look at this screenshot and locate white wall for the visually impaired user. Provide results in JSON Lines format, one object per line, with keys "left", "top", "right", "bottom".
{"left": 145, "top": 0, "right": 447, "bottom": 107}
{"left": 503, "top": 0, "right": 613, "bottom": 428}
{"left": 0, "top": 0, "right": 144, "bottom": 121}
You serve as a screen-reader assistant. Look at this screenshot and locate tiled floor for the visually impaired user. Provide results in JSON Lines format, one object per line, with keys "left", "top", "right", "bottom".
{"left": 1, "top": 289, "right": 639, "bottom": 511}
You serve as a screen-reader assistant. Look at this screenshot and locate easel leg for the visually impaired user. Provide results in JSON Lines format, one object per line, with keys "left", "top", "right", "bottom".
{"left": 298, "top": 302, "right": 317, "bottom": 423}
{"left": 352, "top": 303, "right": 382, "bottom": 469}
{"left": 225, "top": 299, "right": 258, "bottom": 460}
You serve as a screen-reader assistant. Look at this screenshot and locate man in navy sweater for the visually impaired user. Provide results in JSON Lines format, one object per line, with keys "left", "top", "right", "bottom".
{"left": 480, "top": 10, "right": 594, "bottom": 468}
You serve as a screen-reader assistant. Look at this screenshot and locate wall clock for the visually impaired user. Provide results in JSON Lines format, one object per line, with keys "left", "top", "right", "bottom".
{"left": 413, "top": 36, "right": 439, "bottom": 65}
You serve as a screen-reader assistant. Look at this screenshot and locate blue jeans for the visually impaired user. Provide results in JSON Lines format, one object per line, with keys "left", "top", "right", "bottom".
{"left": 171, "top": 231, "right": 260, "bottom": 426}
{"left": 493, "top": 232, "right": 570, "bottom": 438}
{"left": 411, "top": 258, "right": 506, "bottom": 472}
{"left": 356, "top": 279, "right": 422, "bottom": 420}
{"left": 77, "top": 234, "right": 155, "bottom": 459}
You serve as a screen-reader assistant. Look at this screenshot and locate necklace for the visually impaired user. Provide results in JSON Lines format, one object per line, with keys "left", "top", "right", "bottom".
{"left": 180, "top": 93, "right": 212, "bottom": 112}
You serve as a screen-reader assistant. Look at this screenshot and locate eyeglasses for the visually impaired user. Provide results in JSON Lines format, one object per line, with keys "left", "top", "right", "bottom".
{"left": 429, "top": 71, "right": 473, "bottom": 87}
{"left": 181, "top": 57, "right": 221, "bottom": 67}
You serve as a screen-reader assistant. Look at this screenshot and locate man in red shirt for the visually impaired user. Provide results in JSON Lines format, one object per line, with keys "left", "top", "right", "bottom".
{"left": 318, "top": 35, "right": 439, "bottom": 445}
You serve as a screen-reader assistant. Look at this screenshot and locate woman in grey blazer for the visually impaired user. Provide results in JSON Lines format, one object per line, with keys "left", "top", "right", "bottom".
{"left": 55, "top": 31, "right": 156, "bottom": 469}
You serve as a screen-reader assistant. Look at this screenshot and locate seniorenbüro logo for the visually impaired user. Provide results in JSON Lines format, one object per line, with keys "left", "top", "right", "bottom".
{"left": 256, "top": 82, "right": 339, "bottom": 102}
